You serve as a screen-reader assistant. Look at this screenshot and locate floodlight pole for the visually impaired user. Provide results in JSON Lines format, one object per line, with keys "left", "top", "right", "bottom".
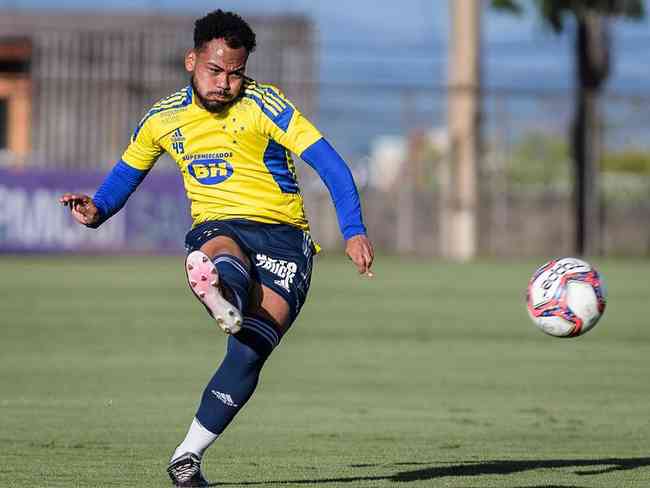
{"left": 444, "top": 0, "right": 482, "bottom": 261}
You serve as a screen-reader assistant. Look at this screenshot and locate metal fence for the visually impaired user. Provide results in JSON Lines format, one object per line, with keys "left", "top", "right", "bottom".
{"left": 0, "top": 12, "right": 315, "bottom": 169}
{"left": 302, "top": 84, "right": 650, "bottom": 257}
{"left": 1, "top": 11, "right": 648, "bottom": 257}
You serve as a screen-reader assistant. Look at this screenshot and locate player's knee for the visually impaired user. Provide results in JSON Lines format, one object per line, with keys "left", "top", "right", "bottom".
{"left": 200, "top": 235, "right": 249, "bottom": 267}
{"left": 230, "top": 315, "right": 283, "bottom": 361}
{"left": 227, "top": 332, "right": 270, "bottom": 368}
{"left": 248, "top": 284, "right": 291, "bottom": 332}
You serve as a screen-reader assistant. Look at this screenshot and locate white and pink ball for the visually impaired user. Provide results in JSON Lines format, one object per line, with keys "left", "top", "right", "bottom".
{"left": 526, "top": 257, "right": 607, "bottom": 337}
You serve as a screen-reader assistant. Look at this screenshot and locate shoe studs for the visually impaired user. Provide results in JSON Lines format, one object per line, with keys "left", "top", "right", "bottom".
{"left": 186, "top": 252, "right": 240, "bottom": 336}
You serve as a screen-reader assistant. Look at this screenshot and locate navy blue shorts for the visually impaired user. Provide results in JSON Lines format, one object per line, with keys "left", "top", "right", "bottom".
{"left": 185, "top": 219, "right": 315, "bottom": 323}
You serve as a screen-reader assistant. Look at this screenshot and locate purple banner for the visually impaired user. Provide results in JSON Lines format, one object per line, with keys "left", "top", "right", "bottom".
{"left": 0, "top": 168, "right": 192, "bottom": 253}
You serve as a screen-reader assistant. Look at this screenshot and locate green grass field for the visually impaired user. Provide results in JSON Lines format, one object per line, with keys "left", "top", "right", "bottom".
{"left": 1, "top": 255, "right": 649, "bottom": 487}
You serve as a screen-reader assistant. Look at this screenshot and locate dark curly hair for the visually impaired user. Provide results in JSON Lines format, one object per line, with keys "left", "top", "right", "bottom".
{"left": 194, "top": 9, "right": 256, "bottom": 53}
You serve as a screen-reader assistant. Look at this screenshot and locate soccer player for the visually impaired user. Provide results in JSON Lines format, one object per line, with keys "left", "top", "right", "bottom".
{"left": 59, "top": 9, "right": 373, "bottom": 488}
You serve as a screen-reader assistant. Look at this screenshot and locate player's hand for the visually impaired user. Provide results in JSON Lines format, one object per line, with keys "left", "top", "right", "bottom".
{"left": 59, "top": 193, "right": 100, "bottom": 227}
{"left": 345, "top": 234, "right": 374, "bottom": 277}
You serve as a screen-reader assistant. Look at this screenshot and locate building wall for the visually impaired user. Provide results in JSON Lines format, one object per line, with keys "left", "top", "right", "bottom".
{"left": 0, "top": 11, "right": 316, "bottom": 169}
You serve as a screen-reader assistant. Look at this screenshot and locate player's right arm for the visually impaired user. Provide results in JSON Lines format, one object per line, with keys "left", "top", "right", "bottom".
{"left": 59, "top": 115, "right": 163, "bottom": 228}
{"left": 253, "top": 85, "right": 374, "bottom": 275}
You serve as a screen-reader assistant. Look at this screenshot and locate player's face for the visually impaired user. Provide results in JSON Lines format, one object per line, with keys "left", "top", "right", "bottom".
{"left": 186, "top": 38, "right": 248, "bottom": 113}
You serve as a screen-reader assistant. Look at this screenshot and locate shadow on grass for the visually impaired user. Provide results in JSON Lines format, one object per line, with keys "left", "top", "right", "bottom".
{"left": 218, "top": 457, "right": 650, "bottom": 486}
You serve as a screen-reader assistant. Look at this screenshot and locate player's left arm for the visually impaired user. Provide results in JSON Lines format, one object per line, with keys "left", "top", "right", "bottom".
{"left": 60, "top": 115, "right": 162, "bottom": 228}
{"left": 60, "top": 161, "right": 149, "bottom": 228}
{"left": 300, "top": 138, "right": 374, "bottom": 276}
{"left": 262, "top": 96, "right": 374, "bottom": 275}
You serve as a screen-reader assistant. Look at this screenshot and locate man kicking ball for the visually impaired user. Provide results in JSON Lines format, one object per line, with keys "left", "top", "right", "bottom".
{"left": 60, "top": 9, "right": 373, "bottom": 487}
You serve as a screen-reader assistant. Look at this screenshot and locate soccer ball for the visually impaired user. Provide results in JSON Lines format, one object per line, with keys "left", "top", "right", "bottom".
{"left": 526, "top": 257, "right": 607, "bottom": 337}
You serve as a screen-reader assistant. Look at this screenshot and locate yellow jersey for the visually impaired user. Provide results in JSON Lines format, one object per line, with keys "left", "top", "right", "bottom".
{"left": 121, "top": 79, "right": 322, "bottom": 231}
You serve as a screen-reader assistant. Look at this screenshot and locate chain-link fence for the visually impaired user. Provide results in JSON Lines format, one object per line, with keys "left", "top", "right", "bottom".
{"left": 1, "top": 11, "right": 648, "bottom": 256}
{"left": 303, "top": 85, "right": 650, "bottom": 257}
{"left": 0, "top": 12, "right": 315, "bottom": 169}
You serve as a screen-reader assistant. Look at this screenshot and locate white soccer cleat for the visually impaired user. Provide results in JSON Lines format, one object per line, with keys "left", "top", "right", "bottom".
{"left": 185, "top": 250, "right": 242, "bottom": 335}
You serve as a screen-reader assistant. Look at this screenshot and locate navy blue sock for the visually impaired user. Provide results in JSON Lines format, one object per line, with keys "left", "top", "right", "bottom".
{"left": 213, "top": 255, "right": 250, "bottom": 312}
{"left": 195, "top": 325, "right": 276, "bottom": 436}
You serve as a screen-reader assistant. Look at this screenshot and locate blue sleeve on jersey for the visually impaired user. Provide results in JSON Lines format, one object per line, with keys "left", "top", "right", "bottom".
{"left": 300, "top": 138, "right": 367, "bottom": 240}
{"left": 90, "top": 159, "right": 149, "bottom": 228}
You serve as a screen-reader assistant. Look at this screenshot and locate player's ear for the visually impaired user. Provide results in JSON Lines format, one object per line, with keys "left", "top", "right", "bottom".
{"left": 185, "top": 49, "right": 196, "bottom": 73}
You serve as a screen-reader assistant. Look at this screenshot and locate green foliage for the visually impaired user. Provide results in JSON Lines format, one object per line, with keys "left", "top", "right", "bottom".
{"left": 506, "top": 132, "right": 650, "bottom": 194}
{"left": 491, "top": 0, "right": 524, "bottom": 14}
{"left": 602, "top": 150, "right": 650, "bottom": 174}
{"left": 2, "top": 256, "right": 650, "bottom": 487}
{"left": 507, "top": 131, "right": 571, "bottom": 184}
{"left": 491, "top": 0, "right": 646, "bottom": 32}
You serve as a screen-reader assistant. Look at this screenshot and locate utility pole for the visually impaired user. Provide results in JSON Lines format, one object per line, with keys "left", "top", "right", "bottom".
{"left": 444, "top": 0, "right": 481, "bottom": 261}
{"left": 573, "top": 11, "right": 608, "bottom": 256}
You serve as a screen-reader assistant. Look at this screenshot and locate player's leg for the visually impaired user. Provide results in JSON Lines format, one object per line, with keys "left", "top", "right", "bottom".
{"left": 185, "top": 235, "right": 251, "bottom": 333}
{"left": 169, "top": 286, "right": 291, "bottom": 486}
{"left": 170, "top": 231, "right": 254, "bottom": 486}
{"left": 169, "top": 224, "right": 313, "bottom": 486}
{"left": 175, "top": 285, "right": 290, "bottom": 433}
{"left": 182, "top": 262, "right": 307, "bottom": 448}
{"left": 200, "top": 234, "right": 251, "bottom": 314}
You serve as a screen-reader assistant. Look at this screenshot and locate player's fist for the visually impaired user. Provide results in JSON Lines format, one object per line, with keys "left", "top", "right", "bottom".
{"left": 345, "top": 234, "right": 374, "bottom": 277}
{"left": 59, "top": 193, "right": 100, "bottom": 227}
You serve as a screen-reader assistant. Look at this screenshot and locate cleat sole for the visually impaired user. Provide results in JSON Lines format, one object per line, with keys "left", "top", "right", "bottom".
{"left": 185, "top": 250, "right": 243, "bottom": 334}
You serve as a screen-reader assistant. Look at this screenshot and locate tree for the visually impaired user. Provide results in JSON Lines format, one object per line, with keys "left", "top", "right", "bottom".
{"left": 491, "top": 0, "right": 645, "bottom": 255}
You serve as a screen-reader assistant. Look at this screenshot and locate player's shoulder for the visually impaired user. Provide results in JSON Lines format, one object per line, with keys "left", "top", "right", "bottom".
{"left": 241, "top": 78, "right": 295, "bottom": 128}
{"left": 132, "top": 86, "right": 194, "bottom": 139}
{"left": 150, "top": 86, "right": 193, "bottom": 110}
{"left": 243, "top": 78, "right": 290, "bottom": 103}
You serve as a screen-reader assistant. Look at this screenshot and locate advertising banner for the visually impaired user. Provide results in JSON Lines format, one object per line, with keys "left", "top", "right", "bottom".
{"left": 0, "top": 168, "right": 191, "bottom": 253}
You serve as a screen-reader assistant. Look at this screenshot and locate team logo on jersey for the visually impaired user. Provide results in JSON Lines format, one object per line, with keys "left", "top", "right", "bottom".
{"left": 255, "top": 254, "right": 297, "bottom": 292}
{"left": 187, "top": 158, "right": 234, "bottom": 185}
